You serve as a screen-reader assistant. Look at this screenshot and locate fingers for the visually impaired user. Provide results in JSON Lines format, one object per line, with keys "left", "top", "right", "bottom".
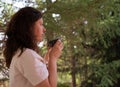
{"left": 56, "top": 39, "right": 62, "bottom": 45}
{"left": 48, "top": 48, "right": 52, "bottom": 52}
{"left": 49, "top": 39, "right": 63, "bottom": 59}
{"left": 55, "top": 39, "right": 64, "bottom": 50}
{"left": 60, "top": 44, "right": 64, "bottom": 50}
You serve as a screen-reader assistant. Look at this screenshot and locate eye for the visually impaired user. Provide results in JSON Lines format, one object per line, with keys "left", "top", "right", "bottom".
{"left": 40, "top": 23, "right": 43, "bottom": 25}
{"left": 41, "top": 24, "right": 44, "bottom": 27}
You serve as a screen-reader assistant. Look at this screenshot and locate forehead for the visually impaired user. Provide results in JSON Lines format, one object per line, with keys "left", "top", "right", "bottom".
{"left": 38, "top": 18, "right": 43, "bottom": 24}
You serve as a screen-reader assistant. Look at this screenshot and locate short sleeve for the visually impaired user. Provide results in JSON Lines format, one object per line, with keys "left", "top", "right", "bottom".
{"left": 17, "top": 49, "right": 49, "bottom": 86}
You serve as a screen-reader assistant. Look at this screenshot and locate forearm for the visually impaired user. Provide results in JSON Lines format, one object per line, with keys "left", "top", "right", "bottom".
{"left": 48, "top": 59, "right": 57, "bottom": 87}
{"left": 46, "top": 40, "right": 63, "bottom": 87}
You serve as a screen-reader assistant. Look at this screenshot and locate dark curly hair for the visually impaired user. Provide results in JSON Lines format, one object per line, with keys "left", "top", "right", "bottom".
{"left": 3, "top": 7, "right": 42, "bottom": 68}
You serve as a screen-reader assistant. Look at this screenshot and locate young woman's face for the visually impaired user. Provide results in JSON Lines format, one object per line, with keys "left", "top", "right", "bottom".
{"left": 34, "top": 18, "right": 46, "bottom": 42}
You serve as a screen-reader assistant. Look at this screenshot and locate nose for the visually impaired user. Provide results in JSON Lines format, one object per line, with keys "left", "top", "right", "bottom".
{"left": 43, "top": 27, "right": 46, "bottom": 33}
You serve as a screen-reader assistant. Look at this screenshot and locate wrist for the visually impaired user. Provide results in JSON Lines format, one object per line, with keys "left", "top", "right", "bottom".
{"left": 49, "top": 57, "right": 57, "bottom": 62}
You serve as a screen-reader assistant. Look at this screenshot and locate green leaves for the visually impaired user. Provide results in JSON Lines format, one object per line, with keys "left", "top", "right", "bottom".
{"left": 0, "top": 0, "right": 120, "bottom": 86}
{"left": 91, "top": 60, "right": 120, "bottom": 87}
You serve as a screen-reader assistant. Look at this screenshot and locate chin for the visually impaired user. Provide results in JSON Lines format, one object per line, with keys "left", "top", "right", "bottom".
{"left": 38, "top": 38, "right": 43, "bottom": 42}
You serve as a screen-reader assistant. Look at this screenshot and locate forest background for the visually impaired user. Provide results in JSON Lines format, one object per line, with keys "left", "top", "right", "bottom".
{"left": 0, "top": 0, "right": 120, "bottom": 87}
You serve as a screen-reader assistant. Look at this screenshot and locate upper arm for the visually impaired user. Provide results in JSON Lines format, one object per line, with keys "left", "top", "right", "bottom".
{"left": 35, "top": 78, "right": 50, "bottom": 87}
{"left": 18, "top": 49, "right": 49, "bottom": 86}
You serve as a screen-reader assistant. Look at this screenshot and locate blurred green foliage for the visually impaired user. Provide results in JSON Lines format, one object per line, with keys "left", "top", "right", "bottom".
{"left": 0, "top": 0, "right": 120, "bottom": 87}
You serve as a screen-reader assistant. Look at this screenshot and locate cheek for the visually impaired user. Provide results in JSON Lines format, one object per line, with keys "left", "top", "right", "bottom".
{"left": 34, "top": 27, "right": 42, "bottom": 36}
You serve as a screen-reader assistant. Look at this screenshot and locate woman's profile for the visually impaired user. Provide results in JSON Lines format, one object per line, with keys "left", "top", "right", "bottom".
{"left": 3, "top": 7, "right": 63, "bottom": 87}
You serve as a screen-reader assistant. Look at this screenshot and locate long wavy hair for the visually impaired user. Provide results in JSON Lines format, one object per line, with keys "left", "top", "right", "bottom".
{"left": 3, "top": 7, "right": 42, "bottom": 68}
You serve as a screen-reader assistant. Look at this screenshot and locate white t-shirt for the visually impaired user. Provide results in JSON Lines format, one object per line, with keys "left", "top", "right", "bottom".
{"left": 9, "top": 48, "right": 49, "bottom": 87}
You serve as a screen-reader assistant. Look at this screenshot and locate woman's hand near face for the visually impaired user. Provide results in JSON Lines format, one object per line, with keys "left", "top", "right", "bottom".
{"left": 49, "top": 40, "right": 63, "bottom": 61}
{"left": 44, "top": 40, "right": 63, "bottom": 64}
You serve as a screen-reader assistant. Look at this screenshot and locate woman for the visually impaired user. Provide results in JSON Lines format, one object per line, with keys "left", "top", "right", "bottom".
{"left": 3, "top": 7, "right": 63, "bottom": 87}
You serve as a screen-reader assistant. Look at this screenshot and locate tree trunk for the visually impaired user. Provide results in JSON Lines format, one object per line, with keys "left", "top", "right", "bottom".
{"left": 71, "top": 56, "right": 76, "bottom": 87}
{"left": 84, "top": 57, "right": 88, "bottom": 81}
